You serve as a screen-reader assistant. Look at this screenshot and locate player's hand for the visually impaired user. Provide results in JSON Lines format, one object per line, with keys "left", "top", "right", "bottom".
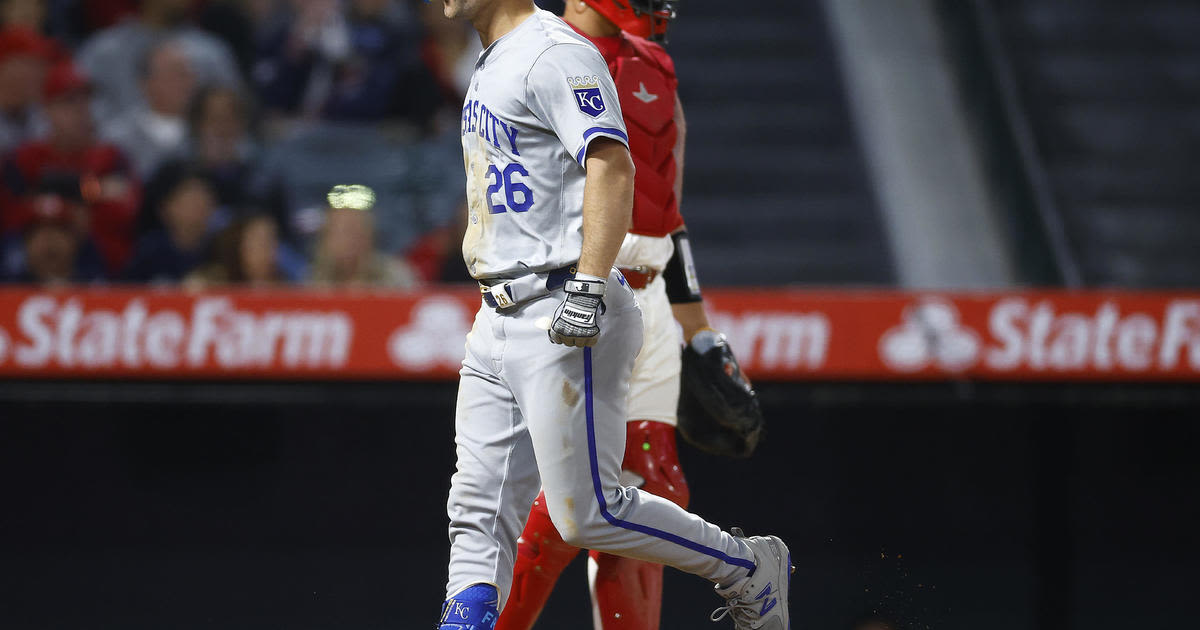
{"left": 549, "top": 274, "right": 606, "bottom": 347}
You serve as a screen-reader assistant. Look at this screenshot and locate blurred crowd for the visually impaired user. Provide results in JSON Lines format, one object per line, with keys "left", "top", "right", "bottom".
{"left": 0, "top": 0, "right": 479, "bottom": 288}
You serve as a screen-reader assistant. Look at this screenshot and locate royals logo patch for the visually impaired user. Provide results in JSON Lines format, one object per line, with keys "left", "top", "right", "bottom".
{"left": 569, "top": 76, "right": 606, "bottom": 117}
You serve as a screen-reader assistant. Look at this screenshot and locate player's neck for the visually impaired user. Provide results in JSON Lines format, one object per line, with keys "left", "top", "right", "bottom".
{"left": 473, "top": 0, "right": 538, "bottom": 48}
{"left": 564, "top": 6, "right": 621, "bottom": 38}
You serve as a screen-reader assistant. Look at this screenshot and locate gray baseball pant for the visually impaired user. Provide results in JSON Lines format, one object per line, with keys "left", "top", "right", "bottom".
{"left": 444, "top": 269, "right": 754, "bottom": 608}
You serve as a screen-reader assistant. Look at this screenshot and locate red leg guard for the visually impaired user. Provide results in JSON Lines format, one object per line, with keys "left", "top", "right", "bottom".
{"left": 589, "top": 551, "right": 665, "bottom": 630}
{"left": 589, "top": 421, "right": 690, "bottom": 630}
{"left": 495, "top": 492, "right": 581, "bottom": 630}
{"left": 619, "top": 421, "right": 690, "bottom": 509}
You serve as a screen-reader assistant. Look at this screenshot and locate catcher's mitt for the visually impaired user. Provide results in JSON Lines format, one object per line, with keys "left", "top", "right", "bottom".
{"left": 676, "top": 330, "right": 764, "bottom": 458}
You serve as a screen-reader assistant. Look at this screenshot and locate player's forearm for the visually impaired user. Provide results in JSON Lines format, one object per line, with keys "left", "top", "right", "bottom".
{"left": 673, "top": 97, "right": 686, "bottom": 208}
{"left": 672, "top": 301, "right": 712, "bottom": 344}
{"left": 577, "top": 139, "right": 635, "bottom": 278}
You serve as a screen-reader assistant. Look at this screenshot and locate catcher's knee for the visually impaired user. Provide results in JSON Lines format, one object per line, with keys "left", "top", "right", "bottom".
{"left": 623, "top": 420, "right": 690, "bottom": 509}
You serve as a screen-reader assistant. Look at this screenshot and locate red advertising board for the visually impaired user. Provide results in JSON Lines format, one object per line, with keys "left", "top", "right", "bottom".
{"left": 0, "top": 287, "right": 1198, "bottom": 381}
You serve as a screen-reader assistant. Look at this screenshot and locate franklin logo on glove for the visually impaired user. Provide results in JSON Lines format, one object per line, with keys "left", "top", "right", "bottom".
{"left": 549, "top": 273, "right": 607, "bottom": 347}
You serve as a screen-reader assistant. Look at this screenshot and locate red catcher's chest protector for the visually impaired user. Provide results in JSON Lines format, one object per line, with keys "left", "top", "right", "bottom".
{"left": 609, "top": 36, "right": 683, "bottom": 237}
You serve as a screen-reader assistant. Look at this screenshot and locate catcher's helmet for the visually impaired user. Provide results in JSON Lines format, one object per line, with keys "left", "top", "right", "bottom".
{"left": 582, "top": 0, "right": 679, "bottom": 42}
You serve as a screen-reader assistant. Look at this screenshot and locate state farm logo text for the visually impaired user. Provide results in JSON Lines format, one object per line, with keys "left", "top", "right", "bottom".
{"left": 710, "top": 310, "right": 830, "bottom": 370}
{"left": 882, "top": 297, "right": 1200, "bottom": 373}
{"left": 0, "top": 296, "right": 352, "bottom": 370}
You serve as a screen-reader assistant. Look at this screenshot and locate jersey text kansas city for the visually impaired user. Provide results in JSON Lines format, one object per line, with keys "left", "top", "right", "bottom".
{"left": 458, "top": 10, "right": 629, "bottom": 279}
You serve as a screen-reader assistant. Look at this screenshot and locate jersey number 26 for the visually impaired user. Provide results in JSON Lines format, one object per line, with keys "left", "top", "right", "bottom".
{"left": 486, "top": 163, "right": 533, "bottom": 213}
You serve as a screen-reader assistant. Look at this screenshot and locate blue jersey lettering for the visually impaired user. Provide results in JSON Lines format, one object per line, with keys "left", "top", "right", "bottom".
{"left": 462, "top": 99, "right": 521, "bottom": 155}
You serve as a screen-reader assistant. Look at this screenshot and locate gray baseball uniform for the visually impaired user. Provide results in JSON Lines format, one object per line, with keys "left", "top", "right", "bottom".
{"left": 445, "top": 9, "right": 754, "bottom": 608}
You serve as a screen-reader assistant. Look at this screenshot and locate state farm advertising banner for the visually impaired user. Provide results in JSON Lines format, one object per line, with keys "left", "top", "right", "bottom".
{"left": 0, "top": 288, "right": 1198, "bottom": 381}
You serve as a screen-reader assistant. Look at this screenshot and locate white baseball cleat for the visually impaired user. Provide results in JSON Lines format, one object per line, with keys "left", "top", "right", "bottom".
{"left": 710, "top": 528, "right": 793, "bottom": 629}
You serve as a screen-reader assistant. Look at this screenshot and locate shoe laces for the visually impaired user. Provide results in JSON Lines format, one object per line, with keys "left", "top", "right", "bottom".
{"left": 710, "top": 597, "right": 758, "bottom": 626}
{"left": 711, "top": 527, "right": 758, "bottom": 626}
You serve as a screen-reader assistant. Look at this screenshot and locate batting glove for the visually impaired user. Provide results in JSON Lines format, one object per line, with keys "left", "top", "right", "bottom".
{"left": 549, "top": 273, "right": 606, "bottom": 347}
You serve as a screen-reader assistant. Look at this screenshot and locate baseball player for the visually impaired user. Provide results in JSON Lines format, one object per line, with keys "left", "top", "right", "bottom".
{"left": 493, "top": 2, "right": 766, "bottom": 630}
{"left": 436, "top": 2, "right": 791, "bottom": 629}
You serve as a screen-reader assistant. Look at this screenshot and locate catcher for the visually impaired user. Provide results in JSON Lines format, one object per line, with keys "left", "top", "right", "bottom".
{"left": 494, "top": 1, "right": 764, "bottom": 629}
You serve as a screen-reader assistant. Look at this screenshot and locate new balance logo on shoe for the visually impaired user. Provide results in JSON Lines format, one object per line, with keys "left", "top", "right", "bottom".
{"left": 711, "top": 534, "right": 791, "bottom": 629}
{"left": 755, "top": 582, "right": 777, "bottom": 616}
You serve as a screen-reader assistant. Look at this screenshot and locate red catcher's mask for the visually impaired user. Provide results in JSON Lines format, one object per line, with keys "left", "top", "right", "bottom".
{"left": 582, "top": 0, "right": 678, "bottom": 42}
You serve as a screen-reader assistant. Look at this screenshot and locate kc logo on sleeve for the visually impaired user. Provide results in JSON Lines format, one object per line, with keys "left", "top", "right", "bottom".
{"left": 569, "top": 76, "right": 606, "bottom": 117}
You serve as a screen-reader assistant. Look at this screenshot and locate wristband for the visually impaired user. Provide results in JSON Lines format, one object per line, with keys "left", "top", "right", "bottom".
{"left": 565, "top": 272, "right": 606, "bottom": 297}
{"left": 664, "top": 230, "right": 703, "bottom": 303}
{"left": 687, "top": 326, "right": 720, "bottom": 346}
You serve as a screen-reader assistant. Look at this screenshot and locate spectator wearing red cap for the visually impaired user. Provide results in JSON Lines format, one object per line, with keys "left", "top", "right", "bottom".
{"left": 1, "top": 60, "right": 141, "bottom": 274}
{"left": 0, "top": 187, "right": 105, "bottom": 284}
{"left": 0, "top": 26, "right": 52, "bottom": 152}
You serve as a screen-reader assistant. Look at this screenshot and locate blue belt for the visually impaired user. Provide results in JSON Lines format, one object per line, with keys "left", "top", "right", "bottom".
{"left": 480, "top": 264, "right": 577, "bottom": 309}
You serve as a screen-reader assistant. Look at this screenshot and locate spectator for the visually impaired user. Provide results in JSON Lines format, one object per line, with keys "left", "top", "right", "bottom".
{"left": 190, "top": 85, "right": 254, "bottom": 184}
{"left": 1, "top": 189, "right": 104, "bottom": 284}
{"left": 143, "top": 85, "right": 263, "bottom": 226}
{"left": 251, "top": 0, "right": 353, "bottom": 119}
{"left": 1, "top": 0, "right": 45, "bottom": 31}
{"left": 0, "top": 26, "right": 51, "bottom": 152}
{"left": 2, "top": 60, "right": 140, "bottom": 274}
{"left": 310, "top": 203, "right": 416, "bottom": 288}
{"left": 76, "top": 0, "right": 240, "bottom": 123}
{"left": 186, "top": 213, "right": 290, "bottom": 288}
{"left": 102, "top": 39, "right": 197, "bottom": 177}
{"left": 252, "top": 0, "right": 441, "bottom": 126}
{"left": 255, "top": 119, "right": 464, "bottom": 265}
{"left": 124, "top": 173, "right": 216, "bottom": 283}
{"left": 140, "top": 84, "right": 301, "bottom": 265}
{"left": 198, "top": 0, "right": 260, "bottom": 78}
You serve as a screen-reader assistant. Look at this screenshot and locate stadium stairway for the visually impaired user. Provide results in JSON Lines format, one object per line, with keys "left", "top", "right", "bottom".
{"left": 992, "top": 0, "right": 1200, "bottom": 286}
{"left": 665, "top": 1, "right": 894, "bottom": 286}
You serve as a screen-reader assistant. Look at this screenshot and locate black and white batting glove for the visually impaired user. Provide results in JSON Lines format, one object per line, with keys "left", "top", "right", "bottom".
{"left": 549, "top": 273, "right": 606, "bottom": 347}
